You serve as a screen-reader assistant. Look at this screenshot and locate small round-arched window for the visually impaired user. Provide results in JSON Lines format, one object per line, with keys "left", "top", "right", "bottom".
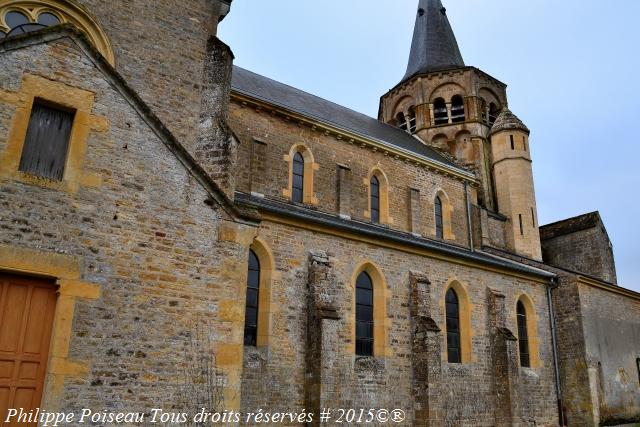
{"left": 0, "top": 1, "right": 115, "bottom": 64}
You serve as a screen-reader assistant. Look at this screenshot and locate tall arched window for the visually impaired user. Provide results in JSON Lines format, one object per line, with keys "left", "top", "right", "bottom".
{"left": 396, "top": 112, "right": 408, "bottom": 132}
{"left": 636, "top": 357, "right": 640, "bottom": 386}
{"left": 407, "top": 107, "right": 417, "bottom": 133}
{"left": 446, "top": 288, "right": 461, "bottom": 363}
{"left": 355, "top": 271, "right": 374, "bottom": 356}
{"left": 433, "top": 98, "right": 448, "bottom": 125}
{"left": 370, "top": 175, "right": 380, "bottom": 224}
{"left": 451, "top": 95, "right": 465, "bottom": 123}
{"left": 244, "top": 250, "right": 260, "bottom": 346}
{"left": 292, "top": 152, "right": 304, "bottom": 203}
{"left": 435, "top": 196, "right": 444, "bottom": 239}
{"left": 517, "top": 300, "right": 530, "bottom": 367}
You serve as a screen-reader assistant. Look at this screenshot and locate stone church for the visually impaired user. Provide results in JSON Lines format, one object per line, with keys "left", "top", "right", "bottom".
{"left": 0, "top": 0, "right": 638, "bottom": 425}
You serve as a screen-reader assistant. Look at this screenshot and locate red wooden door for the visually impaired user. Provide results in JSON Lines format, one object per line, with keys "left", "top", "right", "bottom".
{"left": 0, "top": 274, "right": 57, "bottom": 426}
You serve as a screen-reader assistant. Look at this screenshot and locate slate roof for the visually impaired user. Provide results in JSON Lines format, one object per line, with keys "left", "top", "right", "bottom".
{"left": 231, "top": 66, "right": 466, "bottom": 173}
{"left": 490, "top": 108, "right": 530, "bottom": 135}
{"left": 402, "top": 0, "right": 465, "bottom": 83}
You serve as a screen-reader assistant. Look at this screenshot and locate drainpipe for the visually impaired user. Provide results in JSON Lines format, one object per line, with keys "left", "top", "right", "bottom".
{"left": 464, "top": 181, "right": 474, "bottom": 252}
{"left": 547, "top": 277, "right": 565, "bottom": 426}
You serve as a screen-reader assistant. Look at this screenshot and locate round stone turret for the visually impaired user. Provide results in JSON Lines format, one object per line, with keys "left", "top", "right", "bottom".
{"left": 489, "top": 107, "right": 542, "bottom": 260}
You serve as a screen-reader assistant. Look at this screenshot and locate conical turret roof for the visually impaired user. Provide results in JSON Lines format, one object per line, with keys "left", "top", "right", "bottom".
{"left": 402, "top": 0, "right": 465, "bottom": 83}
{"left": 490, "top": 108, "right": 530, "bottom": 135}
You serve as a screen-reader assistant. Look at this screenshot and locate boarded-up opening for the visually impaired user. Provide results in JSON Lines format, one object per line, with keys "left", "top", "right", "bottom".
{"left": 0, "top": 273, "right": 57, "bottom": 426}
{"left": 18, "top": 100, "right": 75, "bottom": 181}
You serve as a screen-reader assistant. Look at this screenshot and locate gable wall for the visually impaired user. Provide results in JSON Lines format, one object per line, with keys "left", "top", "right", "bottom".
{"left": 0, "top": 39, "right": 254, "bottom": 412}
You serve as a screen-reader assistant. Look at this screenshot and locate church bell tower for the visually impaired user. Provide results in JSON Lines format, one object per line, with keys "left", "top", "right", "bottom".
{"left": 379, "top": 0, "right": 542, "bottom": 260}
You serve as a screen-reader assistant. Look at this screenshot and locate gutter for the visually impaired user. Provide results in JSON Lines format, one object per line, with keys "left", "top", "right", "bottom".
{"left": 237, "top": 192, "right": 556, "bottom": 280}
{"left": 547, "top": 277, "right": 565, "bottom": 426}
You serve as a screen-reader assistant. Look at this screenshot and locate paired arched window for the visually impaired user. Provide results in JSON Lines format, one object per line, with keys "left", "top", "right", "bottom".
{"left": 517, "top": 300, "right": 530, "bottom": 367}
{"left": 244, "top": 250, "right": 261, "bottom": 346}
{"left": 433, "top": 98, "right": 448, "bottom": 126}
{"left": 292, "top": 152, "right": 305, "bottom": 203}
{"left": 0, "top": 1, "right": 115, "bottom": 64}
{"left": 451, "top": 95, "right": 465, "bottom": 123}
{"left": 355, "top": 271, "right": 374, "bottom": 356}
{"left": 370, "top": 176, "right": 380, "bottom": 223}
{"left": 445, "top": 288, "right": 461, "bottom": 363}
{"left": 435, "top": 196, "right": 444, "bottom": 239}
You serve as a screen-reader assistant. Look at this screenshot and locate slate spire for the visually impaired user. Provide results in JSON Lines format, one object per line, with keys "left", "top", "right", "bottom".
{"left": 402, "top": 0, "right": 465, "bottom": 82}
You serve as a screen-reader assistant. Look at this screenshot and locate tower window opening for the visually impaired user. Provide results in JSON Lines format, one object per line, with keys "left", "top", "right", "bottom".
{"left": 523, "top": 136, "right": 528, "bottom": 152}
{"left": 636, "top": 358, "right": 640, "bottom": 386}
{"left": 407, "top": 107, "right": 417, "bottom": 133}
{"left": 480, "top": 99, "right": 488, "bottom": 123}
{"left": 451, "top": 95, "right": 465, "bottom": 123}
{"left": 510, "top": 135, "right": 515, "bottom": 150}
{"left": 519, "top": 214, "right": 524, "bottom": 235}
{"left": 433, "top": 98, "right": 448, "bottom": 126}
{"left": 396, "top": 112, "right": 408, "bottom": 132}
{"left": 531, "top": 208, "right": 536, "bottom": 227}
{"left": 489, "top": 103, "right": 499, "bottom": 126}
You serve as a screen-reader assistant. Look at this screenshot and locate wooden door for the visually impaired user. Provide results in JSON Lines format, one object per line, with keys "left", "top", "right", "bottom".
{"left": 0, "top": 274, "right": 57, "bottom": 426}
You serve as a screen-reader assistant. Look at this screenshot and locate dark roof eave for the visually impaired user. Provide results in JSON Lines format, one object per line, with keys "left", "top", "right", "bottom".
{"left": 236, "top": 192, "right": 556, "bottom": 280}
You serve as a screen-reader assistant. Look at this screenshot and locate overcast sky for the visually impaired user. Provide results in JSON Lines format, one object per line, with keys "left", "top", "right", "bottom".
{"left": 219, "top": 0, "right": 640, "bottom": 292}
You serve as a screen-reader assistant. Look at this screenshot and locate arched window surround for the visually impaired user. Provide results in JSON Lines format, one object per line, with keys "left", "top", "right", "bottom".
{"left": 514, "top": 293, "right": 540, "bottom": 368}
{"left": 350, "top": 261, "right": 390, "bottom": 358}
{"left": 243, "top": 237, "right": 275, "bottom": 348}
{"left": 0, "top": 0, "right": 115, "bottom": 65}
{"left": 432, "top": 189, "right": 454, "bottom": 240}
{"left": 441, "top": 280, "right": 472, "bottom": 363}
{"left": 283, "top": 143, "right": 318, "bottom": 205}
{"left": 364, "top": 167, "right": 392, "bottom": 225}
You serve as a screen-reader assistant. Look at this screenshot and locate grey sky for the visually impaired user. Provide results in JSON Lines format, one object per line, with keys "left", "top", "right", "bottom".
{"left": 219, "top": 1, "right": 640, "bottom": 292}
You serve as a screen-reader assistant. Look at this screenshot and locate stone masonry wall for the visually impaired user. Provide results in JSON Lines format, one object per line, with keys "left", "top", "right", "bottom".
{"left": 541, "top": 225, "right": 617, "bottom": 284}
{"left": 578, "top": 283, "right": 640, "bottom": 425}
{"left": 239, "top": 220, "right": 559, "bottom": 426}
{"left": 229, "top": 101, "right": 471, "bottom": 245}
{"left": 76, "top": 0, "right": 216, "bottom": 150}
{"left": 0, "top": 39, "right": 254, "bottom": 414}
